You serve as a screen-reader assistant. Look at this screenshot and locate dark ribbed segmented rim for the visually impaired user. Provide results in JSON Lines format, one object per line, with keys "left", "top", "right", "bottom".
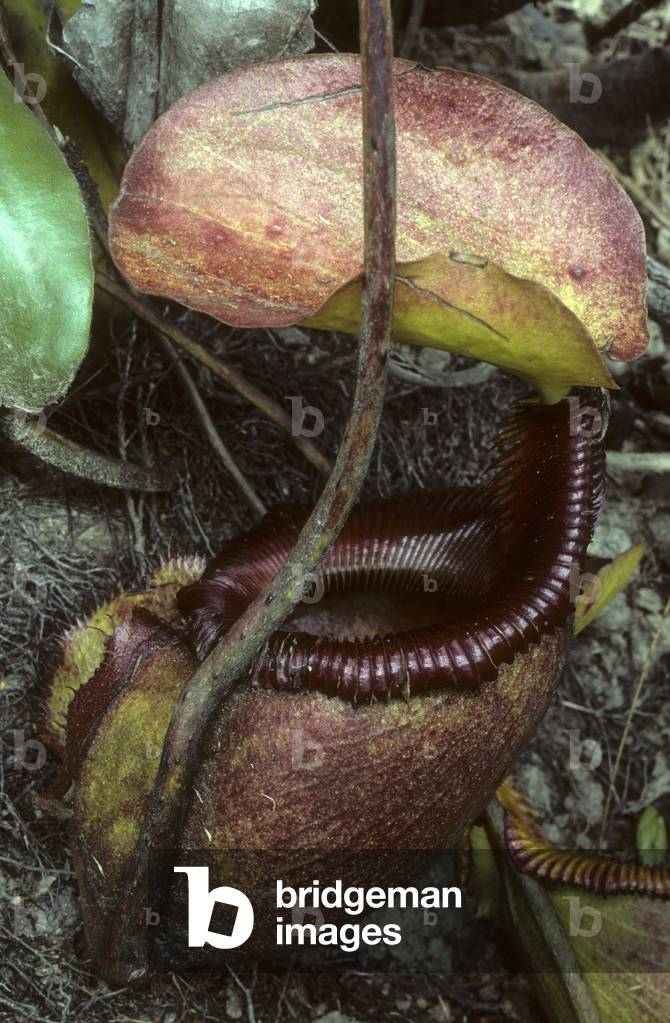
{"left": 498, "top": 781, "right": 670, "bottom": 897}
{"left": 177, "top": 390, "right": 606, "bottom": 701}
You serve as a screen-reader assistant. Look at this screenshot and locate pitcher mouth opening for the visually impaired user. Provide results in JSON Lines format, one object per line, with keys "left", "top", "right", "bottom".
{"left": 177, "top": 391, "right": 606, "bottom": 701}
{"left": 285, "top": 586, "right": 483, "bottom": 642}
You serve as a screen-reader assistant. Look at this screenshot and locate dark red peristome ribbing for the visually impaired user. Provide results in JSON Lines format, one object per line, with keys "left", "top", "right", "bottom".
{"left": 502, "top": 787, "right": 670, "bottom": 897}
{"left": 177, "top": 391, "right": 606, "bottom": 701}
{"left": 505, "top": 816, "right": 670, "bottom": 897}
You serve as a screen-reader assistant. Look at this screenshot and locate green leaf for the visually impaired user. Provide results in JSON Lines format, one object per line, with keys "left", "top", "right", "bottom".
{"left": 0, "top": 70, "right": 93, "bottom": 411}
{"left": 574, "top": 543, "right": 645, "bottom": 635}
{"left": 637, "top": 806, "right": 668, "bottom": 868}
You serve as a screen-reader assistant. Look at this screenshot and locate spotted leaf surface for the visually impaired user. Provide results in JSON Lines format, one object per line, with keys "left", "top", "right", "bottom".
{"left": 110, "top": 55, "right": 647, "bottom": 396}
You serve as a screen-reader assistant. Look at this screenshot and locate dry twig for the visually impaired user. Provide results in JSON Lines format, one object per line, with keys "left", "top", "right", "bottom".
{"left": 159, "top": 339, "right": 267, "bottom": 516}
{"left": 607, "top": 451, "right": 670, "bottom": 473}
{"left": 96, "top": 273, "right": 333, "bottom": 478}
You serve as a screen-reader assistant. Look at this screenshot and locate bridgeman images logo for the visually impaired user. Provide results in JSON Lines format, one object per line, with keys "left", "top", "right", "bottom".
{"left": 174, "top": 867, "right": 255, "bottom": 949}
{"left": 172, "top": 865, "right": 465, "bottom": 957}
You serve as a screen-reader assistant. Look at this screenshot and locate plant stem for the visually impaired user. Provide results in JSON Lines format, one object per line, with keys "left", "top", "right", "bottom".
{"left": 96, "top": 272, "right": 333, "bottom": 479}
{"left": 102, "top": 0, "right": 397, "bottom": 982}
{"left": 3, "top": 414, "right": 176, "bottom": 492}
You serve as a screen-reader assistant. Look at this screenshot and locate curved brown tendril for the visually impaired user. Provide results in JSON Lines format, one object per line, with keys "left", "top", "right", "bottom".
{"left": 498, "top": 780, "right": 670, "bottom": 897}
{"left": 178, "top": 390, "right": 606, "bottom": 701}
